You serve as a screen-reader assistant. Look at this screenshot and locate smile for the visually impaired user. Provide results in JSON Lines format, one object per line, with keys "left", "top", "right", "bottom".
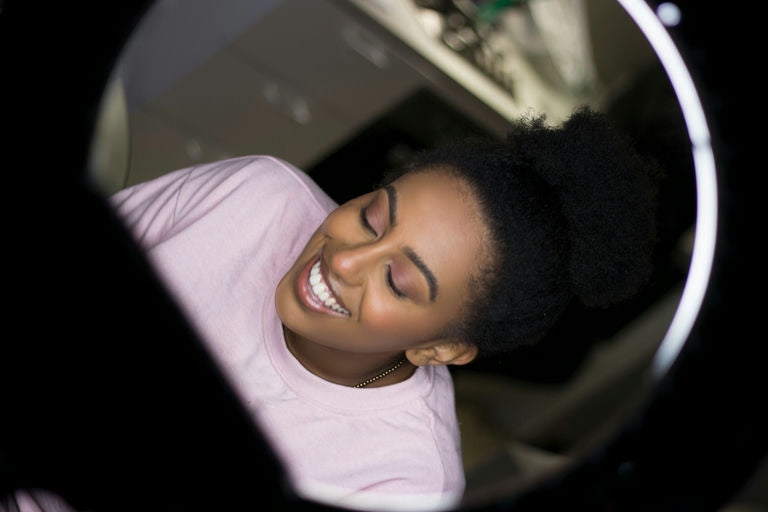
{"left": 297, "top": 253, "right": 350, "bottom": 316}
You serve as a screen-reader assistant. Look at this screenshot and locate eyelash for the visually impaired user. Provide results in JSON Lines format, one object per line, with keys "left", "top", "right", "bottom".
{"left": 360, "top": 205, "right": 407, "bottom": 300}
{"left": 360, "top": 206, "right": 377, "bottom": 236}
{"left": 387, "top": 265, "right": 406, "bottom": 299}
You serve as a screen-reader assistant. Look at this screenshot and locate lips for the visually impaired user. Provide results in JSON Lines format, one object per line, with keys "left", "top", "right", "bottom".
{"left": 296, "top": 250, "right": 350, "bottom": 317}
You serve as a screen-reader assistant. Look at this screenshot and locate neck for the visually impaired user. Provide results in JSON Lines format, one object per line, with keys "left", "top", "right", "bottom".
{"left": 282, "top": 326, "right": 415, "bottom": 388}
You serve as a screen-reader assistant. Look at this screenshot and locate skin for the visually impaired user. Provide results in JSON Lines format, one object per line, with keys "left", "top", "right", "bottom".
{"left": 275, "top": 168, "right": 486, "bottom": 388}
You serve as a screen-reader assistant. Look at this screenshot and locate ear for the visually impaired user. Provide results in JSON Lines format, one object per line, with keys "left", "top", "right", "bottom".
{"left": 405, "top": 339, "right": 478, "bottom": 367}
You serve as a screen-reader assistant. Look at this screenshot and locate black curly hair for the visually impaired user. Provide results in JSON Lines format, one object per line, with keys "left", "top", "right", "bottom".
{"left": 383, "top": 107, "right": 660, "bottom": 358}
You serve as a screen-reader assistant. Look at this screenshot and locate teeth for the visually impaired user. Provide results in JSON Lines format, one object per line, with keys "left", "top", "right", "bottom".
{"left": 309, "top": 260, "right": 349, "bottom": 315}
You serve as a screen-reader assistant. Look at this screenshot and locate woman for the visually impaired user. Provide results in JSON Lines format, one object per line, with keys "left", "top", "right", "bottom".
{"left": 110, "top": 108, "right": 658, "bottom": 510}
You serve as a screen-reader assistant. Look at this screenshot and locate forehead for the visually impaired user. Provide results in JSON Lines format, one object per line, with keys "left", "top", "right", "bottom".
{"left": 390, "top": 169, "right": 487, "bottom": 300}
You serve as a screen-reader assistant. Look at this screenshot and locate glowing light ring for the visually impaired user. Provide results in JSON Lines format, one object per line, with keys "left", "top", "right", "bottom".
{"left": 615, "top": 0, "right": 718, "bottom": 378}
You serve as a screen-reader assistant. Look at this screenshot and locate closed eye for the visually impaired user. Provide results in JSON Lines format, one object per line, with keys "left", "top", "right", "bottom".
{"left": 361, "top": 197, "right": 406, "bottom": 299}
{"left": 360, "top": 206, "right": 377, "bottom": 236}
{"left": 386, "top": 264, "right": 406, "bottom": 299}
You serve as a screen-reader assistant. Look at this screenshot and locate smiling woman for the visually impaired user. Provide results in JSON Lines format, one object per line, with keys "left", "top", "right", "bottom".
{"left": 110, "top": 155, "right": 469, "bottom": 510}
{"left": 103, "top": 103, "right": 661, "bottom": 511}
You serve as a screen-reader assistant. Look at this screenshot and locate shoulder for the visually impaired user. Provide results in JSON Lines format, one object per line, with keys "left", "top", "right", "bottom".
{"left": 354, "top": 367, "right": 464, "bottom": 494}
{"left": 179, "top": 155, "right": 337, "bottom": 215}
{"left": 110, "top": 155, "right": 337, "bottom": 227}
{"left": 110, "top": 154, "right": 337, "bottom": 257}
{"left": 422, "top": 366, "right": 465, "bottom": 490}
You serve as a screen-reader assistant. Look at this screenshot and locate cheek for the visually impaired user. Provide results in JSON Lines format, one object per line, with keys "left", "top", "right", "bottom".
{"left": 362, "top": 298, "right": 401, "bottom": 331}
{"left": 361, "top": 298, "right": 443, "bottom": 345}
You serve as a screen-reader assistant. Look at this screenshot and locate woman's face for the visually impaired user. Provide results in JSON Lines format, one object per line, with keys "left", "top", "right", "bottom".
{"left": 275, "top": 168, "right": 488, "bottom": 357}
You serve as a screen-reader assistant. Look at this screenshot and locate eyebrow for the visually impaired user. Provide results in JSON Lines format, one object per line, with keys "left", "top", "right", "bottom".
{"left": 386, "top": 184, "right": 439, "bottom": 302}
{"left": 385, "top": 185, "right": 397, "bottom": 227}
{"left": 405, "top": 247, "right": 439, "bottom": 302}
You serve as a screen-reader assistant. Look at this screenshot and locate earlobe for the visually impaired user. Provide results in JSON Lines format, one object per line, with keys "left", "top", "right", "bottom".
{"left": 405, "top": 340, "right": 478, "bottom": 367}
{"left": 448, "top": 343, "right": 478, "bottom": 365}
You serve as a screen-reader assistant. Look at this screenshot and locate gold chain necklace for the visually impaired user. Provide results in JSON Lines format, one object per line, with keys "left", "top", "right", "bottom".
{"left": 354, "top": 357, "right": 407, "bottom": 388}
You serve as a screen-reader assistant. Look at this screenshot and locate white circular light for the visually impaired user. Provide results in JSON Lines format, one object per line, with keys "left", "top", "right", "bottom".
{"left": 615, "top": 0, "right": 718, "bottom": 378}
{"left": 656, "top": 2, "right": 682, "bottom": 27}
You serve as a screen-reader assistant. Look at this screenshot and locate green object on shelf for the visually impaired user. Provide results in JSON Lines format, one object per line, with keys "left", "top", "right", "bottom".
{"left": 475, "top": 0, "right": 528, "bottom": 25}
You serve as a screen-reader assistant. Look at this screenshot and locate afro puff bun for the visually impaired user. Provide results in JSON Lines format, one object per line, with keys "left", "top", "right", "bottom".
{"left": 506, "top": 107, "right": 660, "bottom": 308}
{"left": 385, "top": 107, "right": 660, "bottom": 357}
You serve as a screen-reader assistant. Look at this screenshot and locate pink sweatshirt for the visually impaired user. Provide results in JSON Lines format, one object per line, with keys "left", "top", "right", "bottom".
{"left": 110, "top": 156, "right": 465, "bottom": 510}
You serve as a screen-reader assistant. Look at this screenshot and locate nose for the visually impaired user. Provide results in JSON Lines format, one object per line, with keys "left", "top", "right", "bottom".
{"left": 328, "top": 241, "right": 385, "bottom": 286}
